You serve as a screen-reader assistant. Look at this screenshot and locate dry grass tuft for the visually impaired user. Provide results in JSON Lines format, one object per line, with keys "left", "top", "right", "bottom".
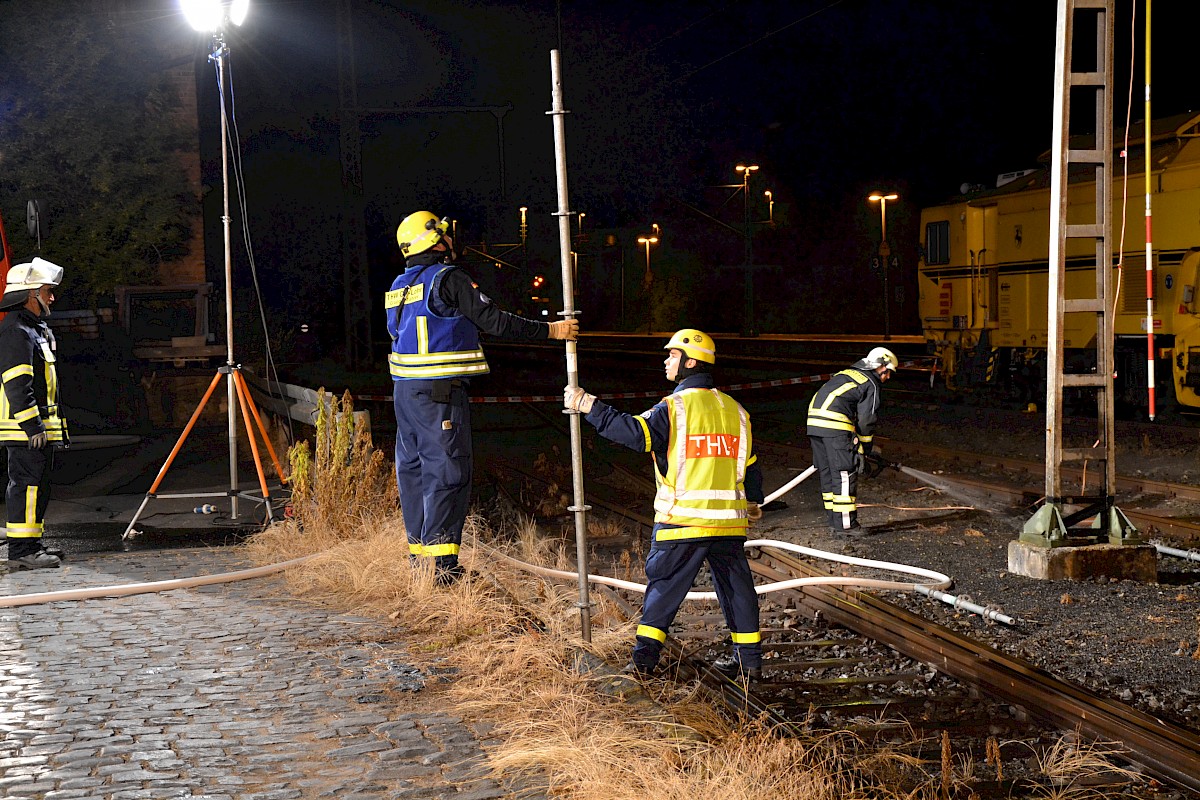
{"left": 246, "top": 406, "right": 968, "bottom": 799}
{"left": 1025, "top": 734, "right": 1139, "bottom": 799}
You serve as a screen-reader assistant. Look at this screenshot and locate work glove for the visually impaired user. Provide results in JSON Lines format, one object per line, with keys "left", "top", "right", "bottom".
{"left": 746, "top": 502, "right": 763, "bottom": 522}
{"left": 563, "top": 386, "right": 595, "bottom": 414}
{"left": 548, "top": 319, "right": 579, "bottom": 341}
{"left": 853, "top": 442, "right": 866, "bottom": 475}
{"left": 28, "top": 432, "right": 48, "bottom": 450}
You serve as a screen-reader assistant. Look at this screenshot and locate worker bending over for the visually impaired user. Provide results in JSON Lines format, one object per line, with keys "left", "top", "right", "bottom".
{"left": 806, "top": 346, "right": 897, "bottom": 534}
{"left": 388, "top": 210, "right": 577, "bottom": 585}
{"left": 565, "top": 329, "right": 764, "bottom": 681}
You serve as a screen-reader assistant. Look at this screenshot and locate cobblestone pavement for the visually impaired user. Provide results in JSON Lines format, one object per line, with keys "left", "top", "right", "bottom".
{"left": 0, "top": 548, "right": 537, "bottom": 800}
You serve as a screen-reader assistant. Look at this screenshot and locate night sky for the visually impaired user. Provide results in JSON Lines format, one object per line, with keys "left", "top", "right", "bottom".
{"left": 183, "top": 0, "right": 1191, "bottom": 342}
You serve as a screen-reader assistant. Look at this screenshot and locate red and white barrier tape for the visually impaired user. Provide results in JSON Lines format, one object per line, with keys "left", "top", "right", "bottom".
{"left": 352, "top": 360, "right": 920, "bottom": 405}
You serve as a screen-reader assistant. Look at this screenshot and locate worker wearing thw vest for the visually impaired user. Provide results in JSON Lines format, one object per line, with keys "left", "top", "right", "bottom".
{"left": 0, "top": 258, "right": 70, "bottom": 571}
{"left": 389, "top": 211, "right": 578, "bottom": 585}
{"left": 806, "top": 347, "right": 897, "bottom": 533}
{"left": 566, "top": 329, "right": 765, "bottom": 681}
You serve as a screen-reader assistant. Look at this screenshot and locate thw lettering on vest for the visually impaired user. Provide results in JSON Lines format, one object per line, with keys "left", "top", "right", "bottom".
{"left": 686, "top": 433, "right": 739, "bottom": 458}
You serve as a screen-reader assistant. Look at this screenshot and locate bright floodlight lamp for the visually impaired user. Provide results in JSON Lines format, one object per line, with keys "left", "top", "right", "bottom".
{"left": 182, "top": 0, "right": 249, "bottom": 30}
{"left": 869, "top": 192, "right": 898, "bottom": 202}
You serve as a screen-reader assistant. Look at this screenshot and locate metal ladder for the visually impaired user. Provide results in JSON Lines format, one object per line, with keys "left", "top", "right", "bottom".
{"left": 1022, "top": 0, "right": 1138, "bottom": 547}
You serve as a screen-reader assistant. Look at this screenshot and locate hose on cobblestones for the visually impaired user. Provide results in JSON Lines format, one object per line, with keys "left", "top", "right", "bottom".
{"left": 0, "top": 555, "right": 313, "bottom": 608}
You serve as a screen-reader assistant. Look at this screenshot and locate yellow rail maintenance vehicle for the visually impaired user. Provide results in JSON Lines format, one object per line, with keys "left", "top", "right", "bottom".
{"left": 918, "top": 112, "right": 1200, "bottom": 413}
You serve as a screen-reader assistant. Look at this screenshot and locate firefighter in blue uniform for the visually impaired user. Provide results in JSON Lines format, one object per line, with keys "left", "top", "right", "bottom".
{"left": 565, "top": 329, "right": 765, "bottom": 680}
{"left": 806, "top": 347, "right": 897, "bottom": 533}
{"left": 388, "top": 211, "right": 578, "bottom": 585}
{"left": 0, "top": 258, "right": 69, "bottom": 571}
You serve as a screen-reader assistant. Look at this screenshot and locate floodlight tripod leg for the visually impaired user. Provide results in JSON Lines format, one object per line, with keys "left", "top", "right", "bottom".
{"left": 122, "top": 371, "right": 225, "bottom": 540}
{"left": 232, "top": 368, "right": 272, "bottom": 504}
{"left": 233, "top": 370, "right": 287, "bottom": 484}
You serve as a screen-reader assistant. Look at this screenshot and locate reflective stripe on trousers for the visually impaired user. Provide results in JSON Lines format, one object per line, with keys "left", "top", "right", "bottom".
{"left": 631, "top": 536, "right": 761, "bottom": 671}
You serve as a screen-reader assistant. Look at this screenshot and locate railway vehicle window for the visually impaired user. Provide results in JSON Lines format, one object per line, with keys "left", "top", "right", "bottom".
{"left": 925, "top": 221, "right": 949, "bottom": 265}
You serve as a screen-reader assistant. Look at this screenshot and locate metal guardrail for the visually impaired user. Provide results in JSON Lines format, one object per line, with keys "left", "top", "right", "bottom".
{"left": 240, "top": 372, "right": 370, "bottom": 431}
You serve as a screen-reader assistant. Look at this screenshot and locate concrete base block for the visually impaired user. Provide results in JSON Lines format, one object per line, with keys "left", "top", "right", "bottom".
{"left": 1007, "top": 540, "right": 1158, "bottom": 582}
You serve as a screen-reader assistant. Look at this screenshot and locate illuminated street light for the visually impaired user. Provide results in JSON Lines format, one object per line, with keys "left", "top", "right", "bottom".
{"left": 764, "top": 190, "right": 774, "bottom": 224}
{"left": 736, "top": 164, "right": 760, "bottom": 337}
{"left": 519, "top": 206, "right": 528, "bottom": 245}
{"left": 637, "top": 235, "right": 658, "bottom": 334}
{"left": 577, "top": 211, "right": 586, "bottom": 235}
{"left": 636, "top": 235, "right": 658, "bottom": 284}
{"left": 868, "top": 192, "right": 899, "bottom": 340}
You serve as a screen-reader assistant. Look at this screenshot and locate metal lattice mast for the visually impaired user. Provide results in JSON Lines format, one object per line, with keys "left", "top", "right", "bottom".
{"left": 1024, "top": 0, "right": 1137, "bottom": 546}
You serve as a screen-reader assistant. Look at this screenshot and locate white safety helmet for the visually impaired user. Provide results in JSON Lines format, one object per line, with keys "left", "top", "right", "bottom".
{"left": 5, "top": 257, "right": 63, "bottom": 293}
{"left": 861, "top": 346, "right": 898, "bottom": 372}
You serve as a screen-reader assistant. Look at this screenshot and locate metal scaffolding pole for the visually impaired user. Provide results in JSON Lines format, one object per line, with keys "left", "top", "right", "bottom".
{"left": 548, "top": 49, "right": 592, "bottom": 641}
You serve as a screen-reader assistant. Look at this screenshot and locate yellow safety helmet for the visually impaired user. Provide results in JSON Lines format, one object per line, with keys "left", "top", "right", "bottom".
{"left": 664, "top": 328, "right": 716, "bottom": 364}
{"left": 396, "top": 211, "right": 450, "bottom": 258}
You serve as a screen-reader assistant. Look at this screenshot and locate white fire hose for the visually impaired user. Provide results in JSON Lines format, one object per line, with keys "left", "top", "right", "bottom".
{"left": 0, "top": 465, "right": 1016, "bottom": 625}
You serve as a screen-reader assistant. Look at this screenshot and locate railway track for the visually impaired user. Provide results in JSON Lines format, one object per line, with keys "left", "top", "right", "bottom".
{"left": 478, "top": 409, "right": 1200, "bottom": 796}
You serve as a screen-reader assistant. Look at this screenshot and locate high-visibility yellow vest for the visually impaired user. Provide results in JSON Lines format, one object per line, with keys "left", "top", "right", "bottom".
{"left": 652, "top": 388, "right": 750, "bottom": 540}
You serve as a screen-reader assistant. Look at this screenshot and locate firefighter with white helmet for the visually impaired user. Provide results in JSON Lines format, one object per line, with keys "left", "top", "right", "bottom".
{"left": 388, "top": 210, "right": 578, "bottom": 585}
{"left": 806, "top": 346, "right": 897, "bottom": 534}
{"left": 565, "top": 328, "right": 765, "bottom": 681}
{"left": 0, "top": 257, "right": 69, "bottom": 570}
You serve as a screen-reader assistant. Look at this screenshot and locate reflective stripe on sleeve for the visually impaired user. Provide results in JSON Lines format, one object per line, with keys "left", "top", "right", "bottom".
{"left": 2, "top": 364, "right": 33, "bottom": 383}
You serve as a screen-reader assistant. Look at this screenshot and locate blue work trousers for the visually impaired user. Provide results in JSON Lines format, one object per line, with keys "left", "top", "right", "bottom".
{"left": 633, "top": 536, "right": 761, "bottom": 671}
{"left": 392, "top": 379, "right": 473, "bottom": 572}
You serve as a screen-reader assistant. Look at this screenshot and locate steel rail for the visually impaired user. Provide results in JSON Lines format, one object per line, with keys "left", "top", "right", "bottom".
{"left": 878, "top": 437, "right": 1200, "bottom": 503}
{"left": 748, "top": 548, "right": 1200, "bottom": 793}
{"left": 871, "top": 439, "right": 1200, "bottom": 542}
{"left": 753, "top": 434, "right": 1200, "bottom": 541}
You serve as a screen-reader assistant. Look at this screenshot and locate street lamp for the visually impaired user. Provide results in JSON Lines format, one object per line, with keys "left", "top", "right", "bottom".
{"left": 519, "top": 206, "right": 528, "bottom": 245}
{"left": 764, "top": 190, "right": 774, "bottom": 225}
{"left": 577, "top": 211, "right": 586, "bottom": 235}
{"left": 637, "top": 235, "right": 658, "bottom": 285}
{"left": 868, "top": 192, "right": 899, "bottom": 340}
{"left": 637, "top": 235, "right": 658, "bottom": 334}
{"left": 736, "top": 164, "right": 759, "bottom": 337}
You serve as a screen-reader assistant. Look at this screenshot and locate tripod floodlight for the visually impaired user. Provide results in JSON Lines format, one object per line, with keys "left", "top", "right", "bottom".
{"left": 123, "top": 0, "right": 286, "bottom": 539}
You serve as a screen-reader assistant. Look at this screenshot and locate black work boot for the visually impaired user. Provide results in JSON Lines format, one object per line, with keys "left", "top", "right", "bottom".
{"left": 712, "top": 655, "right": 762, "bottom": 682}
{"left": 621, "top": 661, "right": 655, "bottom": 679}
{"left": 8, "top": 550, "right": 61, "bottom": 571}
{"left": 434, "top": 564, "right": 466, "bottom": 586}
